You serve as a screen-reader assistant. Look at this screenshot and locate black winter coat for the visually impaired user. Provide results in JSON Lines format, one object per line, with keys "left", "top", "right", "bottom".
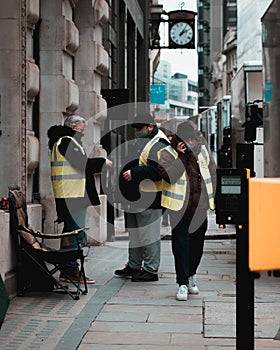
{"left": 117, "top": 127, "right": 170, "bottom": 209}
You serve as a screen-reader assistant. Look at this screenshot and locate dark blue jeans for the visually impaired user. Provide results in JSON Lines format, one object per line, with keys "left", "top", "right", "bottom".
{"left": 61, "top": 208, "right": 87, "bottom": 271}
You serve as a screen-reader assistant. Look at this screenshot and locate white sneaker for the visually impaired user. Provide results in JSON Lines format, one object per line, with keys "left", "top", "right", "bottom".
{"left": 187, "top": 275, "right": 199, "bottom": 295}
{"left": 176, "top": 285, "right": 188, "bottom": 301}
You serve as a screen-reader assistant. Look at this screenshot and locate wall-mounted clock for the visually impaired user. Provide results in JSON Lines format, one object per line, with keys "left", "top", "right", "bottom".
{"left": 169, "top": 19, "right": 195, "bottom": 48}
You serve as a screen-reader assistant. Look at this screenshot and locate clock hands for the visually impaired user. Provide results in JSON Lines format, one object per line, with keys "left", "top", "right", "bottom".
{"left": 179, "top": 23, "right": 190, "bottom": 36}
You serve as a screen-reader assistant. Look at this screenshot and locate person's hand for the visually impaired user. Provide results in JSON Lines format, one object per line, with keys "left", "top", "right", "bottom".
{"left": 105, "top": 159, "right": 113, "bottom": 168}
{"left": 123, "top": 170, "right": 132, "bottom": 181}
{"left": 177, "top": 141, "right": 187, "bottom": 154}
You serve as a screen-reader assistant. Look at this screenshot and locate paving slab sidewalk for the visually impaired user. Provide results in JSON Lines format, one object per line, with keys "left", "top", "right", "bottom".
{"left": 1, "top": 221, "right": 280, "bottom": 350}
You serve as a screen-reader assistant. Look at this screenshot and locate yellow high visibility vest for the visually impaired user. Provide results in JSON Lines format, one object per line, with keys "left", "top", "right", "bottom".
{"left": 158, "top": 146, "right": 187, "bottom": 211}
{"left": 159, "top": 144, "right": 215, "bottom": 211}
{"left": 51, "top": 136, "right": 86, "bottom": 198}
{"left": 139, "top": 129, "right": 170, "bottom": 192}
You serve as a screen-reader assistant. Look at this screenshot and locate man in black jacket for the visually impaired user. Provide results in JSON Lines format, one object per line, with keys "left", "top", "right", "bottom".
{"left": 114, "top": 113, "right": 170, "bottom": 282}
{"left": 48, "top": 115, "right": 112, "bottom": 284}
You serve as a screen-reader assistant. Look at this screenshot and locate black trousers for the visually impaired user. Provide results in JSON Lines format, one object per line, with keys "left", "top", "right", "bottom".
{"left": 170, "top": 213, "right": 208, "bottom": 286}
{"left": 189, "top": 218, "right": 208, "bottom": 277}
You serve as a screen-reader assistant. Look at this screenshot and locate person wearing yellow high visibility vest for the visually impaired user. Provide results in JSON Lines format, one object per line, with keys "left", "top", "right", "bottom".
{"left": 114, "top": 113, "right": 170, "bottom": 282}
{"left": 48, "top": 115, "right": 112, "bottom": 284}
{"left": 158, "top": 120, "right": 216, "bottom": 301}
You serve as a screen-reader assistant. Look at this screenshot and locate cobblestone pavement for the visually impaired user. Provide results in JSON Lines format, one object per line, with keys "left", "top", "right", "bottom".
{"left": 1, "top": 218, "right": 280, "bottom": 350}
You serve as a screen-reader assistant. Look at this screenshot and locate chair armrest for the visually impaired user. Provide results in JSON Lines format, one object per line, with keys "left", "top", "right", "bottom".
{"left": 20, "top": 225, "right": 85, "bottom": 239}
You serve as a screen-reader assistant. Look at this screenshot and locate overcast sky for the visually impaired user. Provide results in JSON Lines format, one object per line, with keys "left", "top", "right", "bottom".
{"left": 157, "top": 0, "right": 198, "bottom": 81}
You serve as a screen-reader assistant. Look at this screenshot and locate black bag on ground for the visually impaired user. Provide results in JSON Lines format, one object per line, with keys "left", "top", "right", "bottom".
{"left": 0, "top": 274, "right": 9, "bottom": 329}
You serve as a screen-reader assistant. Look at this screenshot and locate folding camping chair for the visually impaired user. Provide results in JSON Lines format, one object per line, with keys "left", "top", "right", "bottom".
{"left": 8, "top": 186, "right": 88, "bottom": 300}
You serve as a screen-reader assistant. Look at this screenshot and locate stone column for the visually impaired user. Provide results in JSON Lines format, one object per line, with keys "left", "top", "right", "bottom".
{"left": 74, "top": 0, "right": 109, "bottom": 244}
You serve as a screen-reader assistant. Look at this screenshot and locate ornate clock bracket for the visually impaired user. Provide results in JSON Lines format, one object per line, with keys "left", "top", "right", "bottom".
{"left": 149, "top": 10, "right": 197, "bottom": 50}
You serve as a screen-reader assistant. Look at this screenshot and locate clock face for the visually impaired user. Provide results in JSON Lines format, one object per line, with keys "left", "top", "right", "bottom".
{"left": 170, "top": 21, "right": 193, "bottom": 46}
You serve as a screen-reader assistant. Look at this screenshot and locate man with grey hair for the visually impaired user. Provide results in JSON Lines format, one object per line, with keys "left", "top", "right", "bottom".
{"left": 47, "top": 114, "right": 112, "bottom": 284}
{"left": 63, "top": 114, "right": 87, "bottom": 131}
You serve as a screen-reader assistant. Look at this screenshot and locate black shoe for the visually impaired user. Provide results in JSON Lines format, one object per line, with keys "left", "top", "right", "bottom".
{"left": 131, "top": 270, "right": 159, "bottom": 282}
{"left": 114, "top": 265, "right": 141, "bottom": 278}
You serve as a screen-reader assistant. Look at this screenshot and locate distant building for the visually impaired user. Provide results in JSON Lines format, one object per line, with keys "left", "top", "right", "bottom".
{"left": 152, "top": 60, "right": 198, "bottom": 123}
{"left": 197, "top": 0, "right": 237, "bottom": 107}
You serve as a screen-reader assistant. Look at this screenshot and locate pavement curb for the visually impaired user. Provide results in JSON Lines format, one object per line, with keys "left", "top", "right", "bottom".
{"left": 55, "top": 277, "right": 125, "bottom": 350}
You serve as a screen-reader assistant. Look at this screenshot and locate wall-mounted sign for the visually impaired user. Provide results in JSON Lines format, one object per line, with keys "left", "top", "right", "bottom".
{"left": 150, "top": 84, "right": 166, "bottom": 104}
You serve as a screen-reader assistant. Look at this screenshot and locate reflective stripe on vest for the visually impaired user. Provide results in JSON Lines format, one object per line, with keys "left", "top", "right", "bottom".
{"left": 158, "top": 145, "right": 187, "bottom": 211}
{"left": 51, "top": 136, "right": 86, "bottom": 198}
{"left": 197, "top": 145, "right": 215, "bottom": 210}
{"left": 139, "top": 129, "right": 170, "bottom": 192}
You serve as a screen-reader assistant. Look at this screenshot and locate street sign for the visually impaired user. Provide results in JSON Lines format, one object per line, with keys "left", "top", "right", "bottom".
{"left": 150, "top": 84, "right": 166, "bottom": 105}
